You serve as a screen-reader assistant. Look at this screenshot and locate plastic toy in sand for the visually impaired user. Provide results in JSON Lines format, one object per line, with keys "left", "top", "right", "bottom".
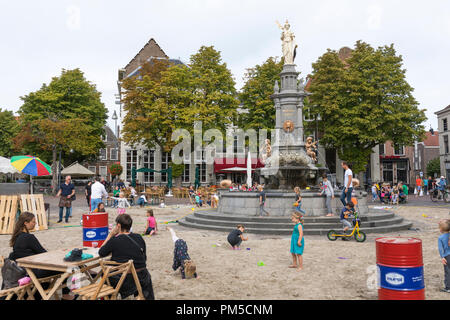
{"left": 257, "top": 261, "right": 265, "bottom": 267}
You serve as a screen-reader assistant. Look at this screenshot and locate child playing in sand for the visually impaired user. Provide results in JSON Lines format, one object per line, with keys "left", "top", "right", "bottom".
{"left": 289, "top": 211, "right": 304, "bottom": 271}
{"left": 167, "top": 227, "right": 198, "bottom": 279}
{"left": 340, "top": 202, "right": 355, "bottom": 241}
{"left": 227, "top": 225, "right": 248, "bottom": 250}
{"left": 111, "top": 192, "right": 131, "bottom": 215}
{"left": 144, "top": 209, "right": 158, "bottom": 236}
{"left": 438, "top": 219, "right": 450, "bottom": 293}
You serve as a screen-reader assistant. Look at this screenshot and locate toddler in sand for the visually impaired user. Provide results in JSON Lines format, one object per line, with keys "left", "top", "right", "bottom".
{"left": 227, "top": 225, "right": 248, "bottom": 250}
{"left": 167, "top": 227, "right": 198, "bottom": 279}
{"left": 289, "top": 212, "right": 304, "bottom": 271}
{"left": 111, "top": 192, "right": 131, "bottom": 215}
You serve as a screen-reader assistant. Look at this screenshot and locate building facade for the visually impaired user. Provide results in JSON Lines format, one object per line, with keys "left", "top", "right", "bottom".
{"left": 82, "top": 125, "right": 120, "bottom": 181}
{"left": 436, "top": 105, "right": 450, "bottom": 181}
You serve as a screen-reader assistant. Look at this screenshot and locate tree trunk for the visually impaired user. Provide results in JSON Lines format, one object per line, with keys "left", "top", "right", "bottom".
{"left": 51, "top": 146, "right": 58, "bottom": 195}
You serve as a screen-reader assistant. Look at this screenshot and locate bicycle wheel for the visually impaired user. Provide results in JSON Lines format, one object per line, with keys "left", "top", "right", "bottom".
{"left": 327, "top": 230, "right": 338, "bottom": 241}
{"left": 355, "top": 231, "right": 366, "bottom": 242}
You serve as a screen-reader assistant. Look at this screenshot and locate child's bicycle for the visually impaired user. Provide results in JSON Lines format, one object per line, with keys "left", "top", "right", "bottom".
{"left": 327, "top": 210, "right": 367, "bottom": 243}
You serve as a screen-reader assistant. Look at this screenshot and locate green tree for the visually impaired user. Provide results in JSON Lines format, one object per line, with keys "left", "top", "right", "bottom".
{"left": 308, "top": 41, "right": 427, "bottom": 173}
{"left": 426, "top": 157, "right": 441, "bottom": 178}
{"left": 15, "top": 68, "right": 108, "bottom": 192}
{"left": 121, "top": 46, "right": 239, "bottom": 153}
{"left": 238, "top": 57, "right": 284, "bottom": 131}
{"left": 0, "top": 108, "right": 20, "bottom": 157}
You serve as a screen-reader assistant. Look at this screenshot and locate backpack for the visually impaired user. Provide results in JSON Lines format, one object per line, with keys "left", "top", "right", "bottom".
{"left": 1, "top": 258, "right": 27, "bottom": 289}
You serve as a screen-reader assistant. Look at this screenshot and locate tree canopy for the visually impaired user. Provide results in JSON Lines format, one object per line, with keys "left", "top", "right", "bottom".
{"left": 0, "top": 108, "right": 20, "bottom": 157}
{"left": 121, "top": 46, "right": 239, "bottom": 153}
{"left": 14, "top": 68, "right": 108, "bottom": 191}
{"left": 307, "top": 41, "right": 427, "bottom": 173}
{"left": 237, "top": 57, "right": 284, "bottom": 131}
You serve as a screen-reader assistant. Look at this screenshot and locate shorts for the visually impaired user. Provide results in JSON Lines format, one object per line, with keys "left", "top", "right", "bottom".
{"left": 341, "top": 219, "right": 352, "bottom": 229}
{"left": 118, "top": 208, "right": 126, "bottom": 215}
{"left": 145, "top": 227, "right": 155, "bottom": 235}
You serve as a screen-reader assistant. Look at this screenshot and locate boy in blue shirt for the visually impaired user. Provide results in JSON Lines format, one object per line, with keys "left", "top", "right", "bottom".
{"left": 340, "top": 202, "right": 355, "bottom": 241}
{"left": 438, "top": 219, "right": 450, "bottom": 293}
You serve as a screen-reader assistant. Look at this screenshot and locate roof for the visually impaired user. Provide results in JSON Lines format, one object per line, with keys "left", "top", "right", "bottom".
{"left": 423, "top": 130, "right": 439, "bottom": 147}
{"left": 435, "top": 105, "right": 450, "bottom": 116}
{"left": 61, "top": 162, "right": 96, "bottom": 176}
{"left": 124, "top": 38, "right": 168, "bottom": 78}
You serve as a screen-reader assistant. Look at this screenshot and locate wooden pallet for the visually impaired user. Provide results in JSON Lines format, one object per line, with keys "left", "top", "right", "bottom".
{"left": 19, "top": 194, "right": 48, "bottom": 231}
{"left": 0, "top": 195, "right": 19, "bottom": 235}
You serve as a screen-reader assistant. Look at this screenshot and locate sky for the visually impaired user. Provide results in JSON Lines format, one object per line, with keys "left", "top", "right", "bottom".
{"left": 1, "top": 0, "right": 449, "bottom": 132}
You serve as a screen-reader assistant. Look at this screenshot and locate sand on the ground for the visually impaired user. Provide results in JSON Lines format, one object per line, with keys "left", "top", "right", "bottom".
{"left": 1, "top": 201, "right": 449, "bottom": 300}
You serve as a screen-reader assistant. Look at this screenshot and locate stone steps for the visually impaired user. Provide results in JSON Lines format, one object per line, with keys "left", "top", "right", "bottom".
{"left": 178, "top": 210, "right": 413, "bottom": 236}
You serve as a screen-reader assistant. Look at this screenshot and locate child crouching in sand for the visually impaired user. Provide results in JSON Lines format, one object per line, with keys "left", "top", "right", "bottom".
{"left": 167, "top": 227, "right": 199, "bottom": 280}
{"left": 289, "top": 211, "right": 304, "bottom": 271}
{"left": 144, "top": 209, "right": 158, "bottom": 236}
{"left": 227, "top": 225, "right": 248, "bottom": 250}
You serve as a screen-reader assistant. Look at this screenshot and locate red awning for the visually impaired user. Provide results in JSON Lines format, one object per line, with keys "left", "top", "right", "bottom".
{"left": 214, "top": 158, "right": 265, "bottom": 173}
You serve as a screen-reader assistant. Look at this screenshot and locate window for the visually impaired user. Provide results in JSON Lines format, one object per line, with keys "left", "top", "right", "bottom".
{"left": 110, "top": 148, "right": 118, "bottom": 161}
{"left": 143, "top": 150, "right": 155, "bottom": 183}
{"left": 444, "top": 118, "right": 448, "bottom": 132}
{"left": 126, "top": 150, "right": 138, "bottom": 182}
{"left": 393, "top": 145, "right": 405, "bottom": 156}
{"left": 396, "top": 161, "right": 407, "bottom": 184}
{"left": 182, "top": 164, "right": 190, "bottom": 183}
{"left": 196, "top": 163, "right": 207, "bottom": 183}
{"left": 161, "top": 152, "right": 171, "bottom": 183}
{"left": 445, "top": 135, "right": 449, "bottom": 154}
{"left": 99, "top": 166, "right": 107, "bottom": 178}
{"left": 99, "top": 148, "right": 107, "bottom": 160}
{"left": 382, "top": 162, "right": 393, "bottom": 183}
{"left": 379, "top": 144, "right": 385, "bottom": 155}
{"left": 88, "top": 166, "right": 97, "bottom": 174}
{"left": 303, "top": 107, "right": 315, "bottom": 122}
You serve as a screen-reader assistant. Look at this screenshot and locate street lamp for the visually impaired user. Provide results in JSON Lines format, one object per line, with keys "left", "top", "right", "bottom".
{"left": 112, "top": 110, "right": 118, "bottom": 139}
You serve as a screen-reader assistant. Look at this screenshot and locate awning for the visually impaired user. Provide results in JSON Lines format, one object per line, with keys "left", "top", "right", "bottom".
{"left": 0, "top": 156, "right": 19, "bottom": 174}
{"left": 214, "top": 158, "right": 265, "bottom": 173}
{"left": 61, "top": 162, "right": 96, "bottom": 176}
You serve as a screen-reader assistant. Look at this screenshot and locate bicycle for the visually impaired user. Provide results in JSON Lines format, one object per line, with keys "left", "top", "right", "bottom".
{"left": 327, "top": 211, "right": 367, "bottom": 242}
{"left": 430, "top": 187, "right": 449, "bottom": 203}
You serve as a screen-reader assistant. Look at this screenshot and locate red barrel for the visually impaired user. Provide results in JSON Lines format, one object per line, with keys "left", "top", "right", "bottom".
{"left": 82, "top": 213, "right": 109, "bottom": 248}
{"left": 376, "top": 237, "right": 425, "bottom": 300}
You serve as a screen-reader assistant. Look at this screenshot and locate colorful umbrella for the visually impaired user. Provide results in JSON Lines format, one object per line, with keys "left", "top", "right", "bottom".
{"left": 10, "top": 155, "right": 52, "bottom": 176}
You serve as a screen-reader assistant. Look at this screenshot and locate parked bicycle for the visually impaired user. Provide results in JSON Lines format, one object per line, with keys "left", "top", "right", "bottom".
{"left": 430, "top": 187, "right": 449, "bottom": 203}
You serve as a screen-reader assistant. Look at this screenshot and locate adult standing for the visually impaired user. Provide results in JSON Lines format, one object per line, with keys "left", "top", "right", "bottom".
{"left": 56, "top": 175, "right": 75, "bottom": 223}
{"left": 99, "top": 214, "right": 155, "bottom": 300}
{"left": 428, "top": 176, "right": 434, "bottom": 194}
{"left": 340, "top": 162, "right": 353, "bottom": 207}
{"left": 423, "top": 177, "right": 429, "bottom": 196}
{"left": 90, "top": 176, "right": 108, "bottom": 212}
{"left": 319, "top": 174, "right": 335, "bottom": 217}
{"left": 257, "top": 185, "right": 270, "bottom": 217}
{"left": 85, "top": 180, "right": 92, "bottom": 210}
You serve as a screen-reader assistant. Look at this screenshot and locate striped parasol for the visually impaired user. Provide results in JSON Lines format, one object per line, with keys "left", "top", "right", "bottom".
{"left": 10, "top": 155, "right": 52, "bottom": 176}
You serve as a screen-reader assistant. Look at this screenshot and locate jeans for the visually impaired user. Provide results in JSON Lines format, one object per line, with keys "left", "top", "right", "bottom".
{"left": 59, "top": 206, "right": 71, "bottom": 222}
{"left": 325, "top": 196, "right": 332, "bottom": 214}
{"left": 137, "top": 198, "right": 146, "bottom": 206}
{"left": 372, "top": 192, "right": 378, "bottom": 201}
{"left": 90, "top": 198, "right": 103, "bottom": 212}
{"left": 340, "top": 187, "right": 353, "bottom": 206}
{"left": 445, "top": 255, "right": 450, "bottom": 290}
{"left": 295, "top": 202, "right": 306, "bottom": 214}
{"left": 259, "top": 203, "right": 269, "bottom": 216}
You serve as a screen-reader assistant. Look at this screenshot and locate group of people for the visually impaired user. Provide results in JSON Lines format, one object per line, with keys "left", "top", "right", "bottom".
{"left": 414, "top": 175, "right": 447, "bottom": 198}
{"left": 371, "top": 182, "right": 408, "bottom": 205}
{"left": 188, "top": 186, "right": 219, "bottom": 208}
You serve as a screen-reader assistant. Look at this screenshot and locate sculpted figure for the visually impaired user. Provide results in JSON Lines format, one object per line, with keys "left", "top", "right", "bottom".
{"left": 305, "top": 137, "right": 318, "bottom": 163}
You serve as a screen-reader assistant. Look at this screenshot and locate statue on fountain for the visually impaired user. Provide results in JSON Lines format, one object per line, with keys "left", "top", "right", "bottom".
{"left": 276, "top": 19, "right": 297, "bottom": 65}
{"left": 260, "top": 139, "right": 272, "bottom": 164}
{"left": 305, "top": 137, "right": 318, "bottom": 163}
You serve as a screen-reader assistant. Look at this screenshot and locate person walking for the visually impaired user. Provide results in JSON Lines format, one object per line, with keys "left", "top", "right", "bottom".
{"left": 56, "top": 175, "right": 75, "bottom": 223}
{"left": 90, "top": 176, "right": 108, "bottom": 212}
{"left": 340, "top": 162, "right": 353, "bottom": 207}
{"left": 415, "top": 175, "right": 423, "bottom": 198}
